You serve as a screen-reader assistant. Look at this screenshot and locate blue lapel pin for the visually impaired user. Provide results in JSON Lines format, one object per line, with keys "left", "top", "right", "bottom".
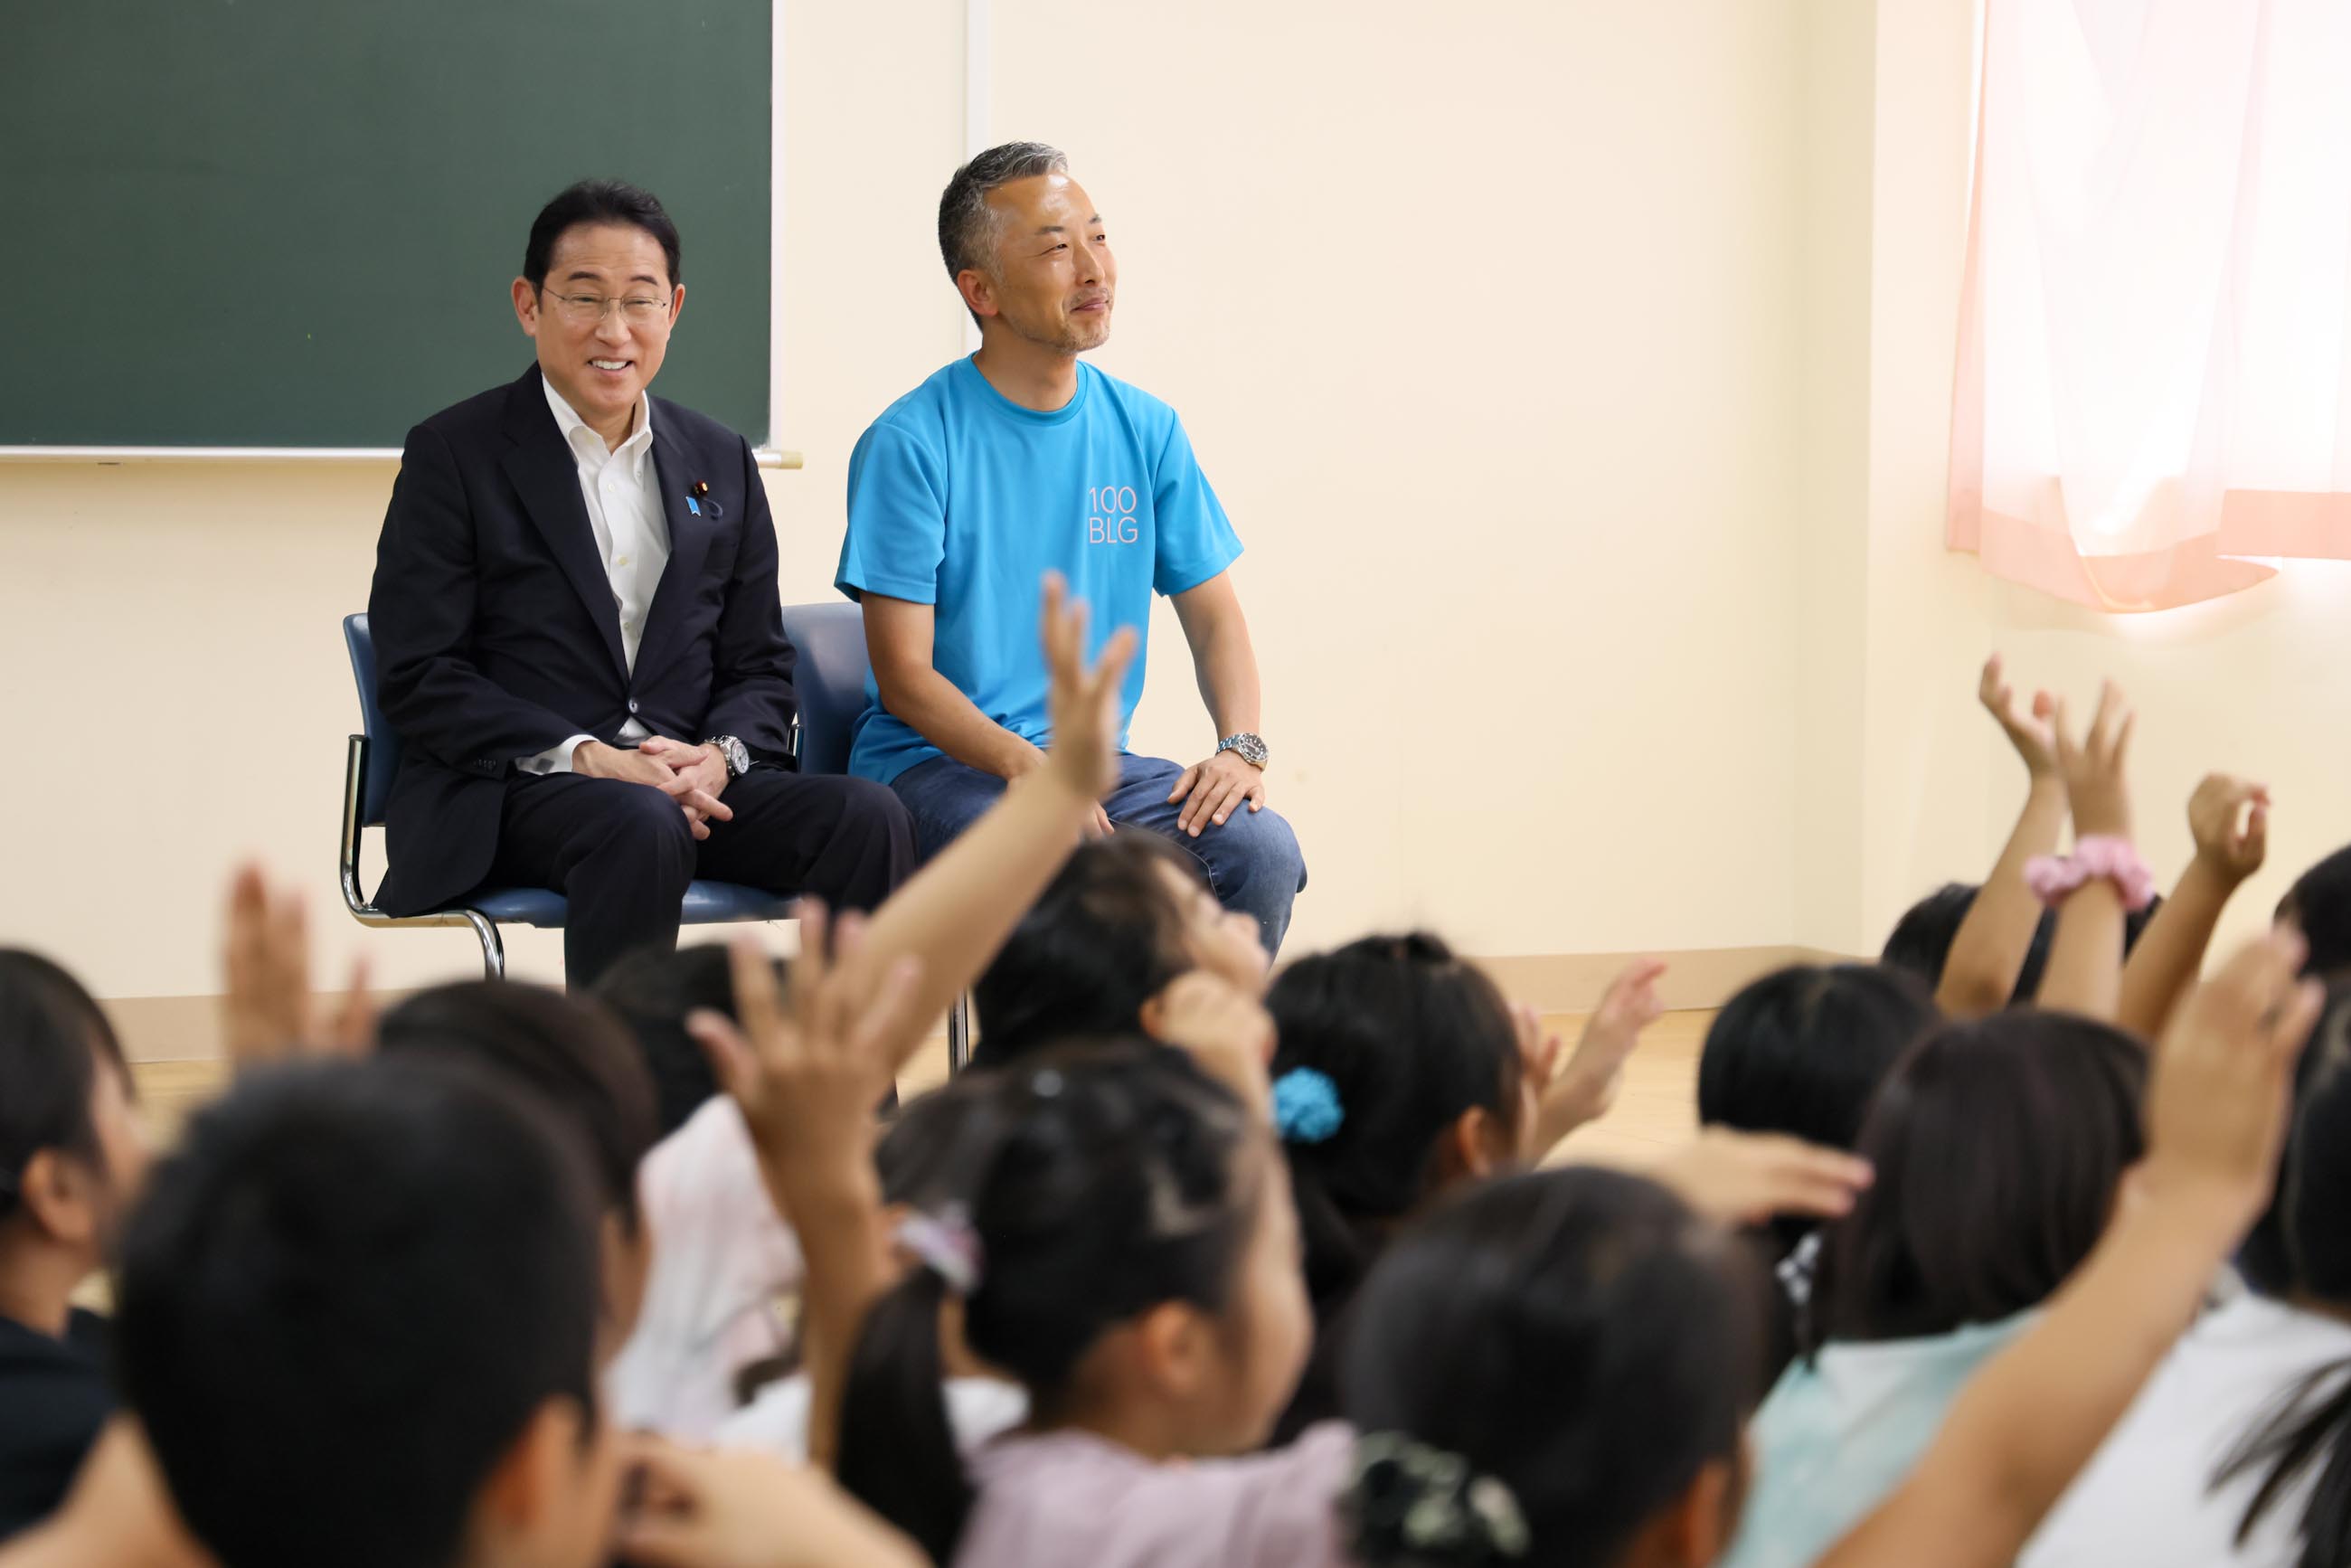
{"left": 689, "top": 479, "right": 722, "bottom": 520}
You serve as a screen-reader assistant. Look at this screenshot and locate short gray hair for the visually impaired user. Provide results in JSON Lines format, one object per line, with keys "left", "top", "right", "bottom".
{"left": 938, "top": 141, "right": 1069, "bottom": 295}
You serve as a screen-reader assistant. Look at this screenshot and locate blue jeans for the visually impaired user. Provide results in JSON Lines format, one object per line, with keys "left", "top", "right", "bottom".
{"left": 890, "top": 752, "right": 1308, "bottom": 955}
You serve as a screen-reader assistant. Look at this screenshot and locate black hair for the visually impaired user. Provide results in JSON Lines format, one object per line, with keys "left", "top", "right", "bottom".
{"left": 1698, "top": 963, "right": 1935, "bottom": 1266}
{"left": 0, "top": 949, "right": 130, "bottom": 1223}
{"left": 1262, "top": 933, "right": 1523, "bottom": 1439}
{"left": 1882, "top": 882, "right": 2162, "bottom": 1003}
{"left": 595, "top": 942, "right": 779, "bottom": 1138}
{"left": 375, "top": 980, "right": 658, "bottom": 1234}
{"left": 971, "top": 834, "right": 1209, "bottom": 1069}
{"left": 524, "top": 178, "right": 682, "bottom": 291}
{"left": 2216, "top": 979, "right": 2351, "bottom": 1567}
{"left": 938, "top": 140, "right": 1070, "bottom": 325}
{"left": 1340, "top": 1167, "right": 1764, "bottom": 1568}
{"left": 836, "top": 1039, "right": 1267, "bottom": 1563}
{"left": 2280, "top": 845, "right": 2351, "bottom": 978}
{"left": 114, "top": 1058, "right": 603, "bottom": 1568}
{"left": 1806, "top": 1011, "right": 2145, "bottom": 1351}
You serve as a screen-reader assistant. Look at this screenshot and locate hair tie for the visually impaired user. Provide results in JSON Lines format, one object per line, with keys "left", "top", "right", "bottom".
{"left": 896, "top": 1204, "right": 984, "bottom": 1296}
{"left": 1272, "top": 1067, "right": 1345, "bottom": 1145}
{"left": 2024, "top": 836, "right": 2157, "bottom": 912}
{"left": 1341, "top": 1432, "right": 1531, "bottom": 1563}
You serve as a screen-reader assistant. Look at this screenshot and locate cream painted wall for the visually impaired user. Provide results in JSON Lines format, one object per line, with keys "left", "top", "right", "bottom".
{"left": 987, "top": 0, "right": 1808, "bottom": 960}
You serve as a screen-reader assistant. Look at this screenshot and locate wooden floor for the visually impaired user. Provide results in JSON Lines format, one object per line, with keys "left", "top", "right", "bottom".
{"left": 127, "top": 1011, "right": 1709, "bottom": 1154}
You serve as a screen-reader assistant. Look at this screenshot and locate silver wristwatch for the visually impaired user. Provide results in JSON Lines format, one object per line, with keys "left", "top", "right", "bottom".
{"left": 1216, "top": 732, "right": 1270, "bottom": 769}
{"left": 705, "top": 735, "right": 751, "bottom": 779}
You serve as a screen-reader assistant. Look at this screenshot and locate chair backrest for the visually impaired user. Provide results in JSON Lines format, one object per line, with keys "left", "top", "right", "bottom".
{"left": 778, "top": 600, "right": 872, "bottom": 778}
{"left": 343, "top": 614, "right": 401, "bottom": 827}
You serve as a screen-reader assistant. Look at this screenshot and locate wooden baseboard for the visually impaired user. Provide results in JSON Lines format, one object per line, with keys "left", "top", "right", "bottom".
{"left": 98, "top": 946, "right": 1854, "bottom": 1064}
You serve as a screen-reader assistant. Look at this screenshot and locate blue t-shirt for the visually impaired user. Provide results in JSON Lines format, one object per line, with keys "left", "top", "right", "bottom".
{"left": 835, "top": 357, "right": 1242, "bottom": 784}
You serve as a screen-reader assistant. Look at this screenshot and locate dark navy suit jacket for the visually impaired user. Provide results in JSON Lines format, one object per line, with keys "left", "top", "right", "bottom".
{"left": 366, "top": 365, "right": 797, "bottom": 915}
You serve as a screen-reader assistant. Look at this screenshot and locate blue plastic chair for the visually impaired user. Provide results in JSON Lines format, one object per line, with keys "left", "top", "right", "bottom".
{"left": 339, "top": 613, "right": 794, "bottom": 979}
{"left": 775, "top": 601, "right": 970, "bottom": 1070}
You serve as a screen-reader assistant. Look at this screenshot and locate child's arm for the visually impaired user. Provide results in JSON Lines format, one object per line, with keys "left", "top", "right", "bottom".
{"left": 694, "top": 913, "right": 919, "bottom": 1470}
{"left": 2116, "top": 775, "right": 2270, "bottom": 1039}
{"left": 1528, "top": 959, "right": 1667, "bottom": 1153}
{"left": 1148, "top": 970, "right": 1279, "bottom": 1118}
{"left": 2035, "top": 682, "right": 2136, "bottom": 1021}
{"left": 1644, "top": 1128, "right": 1875, "bottom": 1227}
{"left": 220, "top": 864, "right": 375, "bottom": 1071}
{"left": 615, "top": 1434, "right": 930, "bottom": 1568}
{"left": 1816, "top": 929, "right": 2321, "bottom": 1568}
{"left": 1938, "top": 656, "right": 2067, "bottom": 1020}
{"left": 837, "top": 571, "right": 1137, "bottom": 1078}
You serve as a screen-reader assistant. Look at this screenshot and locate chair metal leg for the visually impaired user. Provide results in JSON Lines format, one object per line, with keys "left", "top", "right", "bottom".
{"left": 947, "top": 992, "right": 971, "bottom": 1074}
{"left": 467, "top": 912, "right": 506, "bottom": 979}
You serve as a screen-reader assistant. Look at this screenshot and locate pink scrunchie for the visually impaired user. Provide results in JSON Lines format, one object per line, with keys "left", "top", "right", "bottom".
{"left": 2024, "top": 836, "right": 2158, "bottom": 913}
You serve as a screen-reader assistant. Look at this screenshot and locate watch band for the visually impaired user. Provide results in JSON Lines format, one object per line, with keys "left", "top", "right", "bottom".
{"left": 1216, "top": 732, "right": 1270, "bottom": 769}
{"left": 704, "top": 735, "right": 751, "bottom": 779}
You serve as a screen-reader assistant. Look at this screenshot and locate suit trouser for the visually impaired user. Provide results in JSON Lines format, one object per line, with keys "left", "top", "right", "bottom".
{"left": 486, "top": 766, "right": 917, "bottom": 987}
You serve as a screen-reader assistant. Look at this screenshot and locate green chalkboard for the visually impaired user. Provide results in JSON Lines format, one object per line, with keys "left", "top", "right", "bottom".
{"left": 2, "top": 0, "right": 770, "bottom": 448}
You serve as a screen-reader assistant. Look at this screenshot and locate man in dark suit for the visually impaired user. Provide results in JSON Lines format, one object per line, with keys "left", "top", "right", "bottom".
{"left": 368, "top": 179, "right": 913, "bottom": 987}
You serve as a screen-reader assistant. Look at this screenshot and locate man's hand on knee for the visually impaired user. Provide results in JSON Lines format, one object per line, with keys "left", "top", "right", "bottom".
{"left": 571, "top": 738, "right": 734, "bottom": 841}
{"left": 1167, "top": 750, "right": 1267, "bottom": 838}
{"left": 642, "top": 737, "right": 734, "bottom": 840}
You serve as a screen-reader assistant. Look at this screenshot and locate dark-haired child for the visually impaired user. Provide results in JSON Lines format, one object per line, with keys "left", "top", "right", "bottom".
{"left": 0, "top": 951, "right": 150, "bottom": 1542}
{"left": 2025, "top": 977, "right": 2351, "bottom": 1568}
{"left": 1336, "top": 927, "right": 2320, "bottom": 1568}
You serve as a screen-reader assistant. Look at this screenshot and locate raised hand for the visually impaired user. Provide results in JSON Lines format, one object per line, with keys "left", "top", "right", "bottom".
{"left": 1149, "top": 970, "right": 1278, "bottom": 1113}
{"left": 1980, "top": 654, "right": 2061, "bottom": 781}
{"left": 2187, "top": 773, "right": 2270, "bottom": 885}
{"left": 1649, "top": 1128, "right": 1875, "bottom": 1228}
{"left": 221, "top": 864, "right": 373, "bottom": 1070}
{"left": 2052, "top": 680, "right": 2135, "bottom": 840}
{"left": 1036, "top": 571, "right": 1138, "bottom": 817}
{"left": 688, "top": 902, "right": 922, "bottom": 1185}
{"left": 2139, "top": 928, "right": 2322, "bottom": 1232}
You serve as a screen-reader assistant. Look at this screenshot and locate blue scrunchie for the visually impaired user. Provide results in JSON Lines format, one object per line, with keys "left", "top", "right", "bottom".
{"left": 1272, "top": 1067, "right": 1345, "bottom": 1145}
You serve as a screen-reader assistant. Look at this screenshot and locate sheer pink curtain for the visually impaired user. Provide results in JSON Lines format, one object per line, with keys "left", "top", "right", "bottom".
{"left": 1950, "top": 0, "right": 2351, "bottom": 611}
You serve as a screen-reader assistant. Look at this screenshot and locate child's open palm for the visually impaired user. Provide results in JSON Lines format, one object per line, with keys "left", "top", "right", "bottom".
{"left": 690, "top": 903, "right": 922, "bottom": 1189}
{"left": 2140, "top": 928, "right": 2320, "bottom": 1231}
{"left": 2053, "top": 681, "right": 2135, "bottom": 840}
{"left": 1979, "top": 654, "right": 2060, "bottom": 781}
{"left": 1037, "top": 571, "right": 1139, "bottom": 810}
{"left": 2187, "top": 773, "right": 2270, "bottom": 885}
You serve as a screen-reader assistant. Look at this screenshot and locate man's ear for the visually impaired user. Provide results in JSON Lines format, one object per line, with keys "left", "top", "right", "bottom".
{"left": 665, "top": 281, "right": 686, "bottom": 334}
{"left": 957, "top": 267, "right": 999, "bottom": 323}
{"left": 16, "top": 1149, "right": 99, "bottom": 1247}
{"left": 512, "top": 278, "right": 543, "bottom": 338}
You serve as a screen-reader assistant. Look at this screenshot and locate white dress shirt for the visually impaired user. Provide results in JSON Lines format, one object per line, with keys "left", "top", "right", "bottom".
{"left": 518, "top": 378, "right": 673, "bottom": 774}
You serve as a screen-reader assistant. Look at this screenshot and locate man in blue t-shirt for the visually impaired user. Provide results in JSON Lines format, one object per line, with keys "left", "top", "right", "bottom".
{"left": 836, "top": 141, "right": 1305, "bottom": 953}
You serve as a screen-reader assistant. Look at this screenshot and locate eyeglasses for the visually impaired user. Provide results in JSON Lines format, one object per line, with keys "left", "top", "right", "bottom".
{"left": 543, "top": 291, "right": 672, "bottom": 327}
